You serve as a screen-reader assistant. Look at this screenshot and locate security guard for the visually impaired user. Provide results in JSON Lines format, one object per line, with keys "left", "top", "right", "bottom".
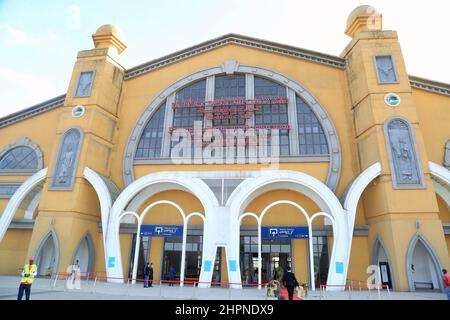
{"left": 17, "top": 258, "right": 37, "bottom": 300}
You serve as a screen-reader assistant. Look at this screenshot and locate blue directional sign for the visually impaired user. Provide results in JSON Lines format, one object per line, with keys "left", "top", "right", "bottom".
{"left": 261, "top": 226, "right": 309, "bottom": 239}
{"left": 140, "top": 224, "right": 183, "bottom": 237}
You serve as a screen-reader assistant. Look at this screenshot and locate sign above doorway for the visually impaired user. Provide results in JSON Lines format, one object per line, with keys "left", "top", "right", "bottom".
{"left": 140, "top": 224, "right": 183, "bottom": 237}
{"left": 261, "top": 226, "right": 309, "bottom": 239}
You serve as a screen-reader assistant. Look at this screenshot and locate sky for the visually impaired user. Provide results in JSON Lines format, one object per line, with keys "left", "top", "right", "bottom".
{"left": 0, "top": 0, "right": 449, "bottom": 117}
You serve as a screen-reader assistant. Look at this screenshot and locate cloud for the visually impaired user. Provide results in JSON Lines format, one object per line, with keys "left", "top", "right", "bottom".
{"left": 0, "top": 23, "right": 57, "bottom": 47}
{"left": 0, "top": 66, "right": 61, "bottom": 117}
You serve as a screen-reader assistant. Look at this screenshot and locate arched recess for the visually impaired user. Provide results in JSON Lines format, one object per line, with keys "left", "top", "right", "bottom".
{"left": 105, "top": 172, "right": 218, "bottom": 283}
{"left": 227, "top": 170, "right": 347, "bottom": 290}
{"left": 0, "top": 168, "right": 48, "bottom": 242}
{"left": 123, "top": 63, "right": 342, "bottom": 192}
{"left": 71, "top": 232, "right": 95, "bottom": 274}
{"left": 34, "top": 229, "right": 59, "bottom": 277}
{"left": 371, "top": 236, "right": 396, "bottom": 290}
{"left": 406, "top": 233, "right": 444, "bottom": 292}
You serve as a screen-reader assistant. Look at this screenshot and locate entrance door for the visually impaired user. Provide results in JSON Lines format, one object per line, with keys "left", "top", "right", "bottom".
{"left": 379, "top": 262, "right": 392, "bottom": 289}
{"left": 163, "top": 251, "right": 182, "bottom": 281}
{"left": 263, "top": 252, "right": 291, "bottom": 283}
{"left": 240, "top": 236, "right": 291, "bottom": 285}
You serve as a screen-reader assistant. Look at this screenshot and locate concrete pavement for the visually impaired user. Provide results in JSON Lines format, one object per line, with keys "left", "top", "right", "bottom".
{"left": 0, "top": 276, "right": 446, "bottom": 300}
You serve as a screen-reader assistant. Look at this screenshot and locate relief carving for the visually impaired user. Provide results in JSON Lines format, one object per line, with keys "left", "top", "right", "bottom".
{"left": 52, "top": 129, "right": 81, "bottom": 188}
{"left": 387, "top": 119, "right": 421, "bottom": 186}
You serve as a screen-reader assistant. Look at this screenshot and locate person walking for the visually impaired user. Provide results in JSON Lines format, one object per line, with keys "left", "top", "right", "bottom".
{"left": 442, "top": 269, "right": 450, "bottom": 300}
{"left": 282, "top": 266, "right": 299, "bottom": 301}
{"left": 17, "top": 257, "right": 37, "bottom": 300}
{"left": 143, "top": 262, "right": 150, "bottom": 288}
{"left": 148, "top": 263, "right": 154, "bottom": 287}
{"left": 168, "top": 264, "right": 175, "bottom": 286}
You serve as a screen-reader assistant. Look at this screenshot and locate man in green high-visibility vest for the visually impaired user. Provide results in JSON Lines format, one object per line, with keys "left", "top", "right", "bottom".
{"left": 17, "top": 258, "right": 37, "bottom": 300}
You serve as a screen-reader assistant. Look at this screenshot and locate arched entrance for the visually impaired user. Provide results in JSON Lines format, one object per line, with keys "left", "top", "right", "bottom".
{"left": 106, "top": 172, "right": 218, "bottom": 284}
{"left": 238, "top": 189, "right": 334, "bottom": 290}
{"left": 34, "top": 230, "right": 59, "bottom": 277}
{"left": 406, "top": 233, "right": 443, "bottom": 291}
{"left": 72, "top": 233, "right": 95, "bottom": 274}
{"left": 238, "top": 182, "right": 342, "bottom": 290}
{"left": 371, "top": 237, "right": 394, "bottom": 290}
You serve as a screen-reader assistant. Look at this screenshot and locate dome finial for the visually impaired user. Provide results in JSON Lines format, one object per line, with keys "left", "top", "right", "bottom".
{"left": 92, "top": 24, "right": 127, "bottom": 55}
{"left": 345, "top": 5, "right": 382, "bottom": 38}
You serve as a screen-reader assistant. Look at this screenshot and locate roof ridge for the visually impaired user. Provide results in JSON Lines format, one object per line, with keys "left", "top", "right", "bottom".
{"left": 124, "top": 33, "right": 347, "bottom": 79}
{"left": 0, "top": 94, "right": 66, "bottom": 129}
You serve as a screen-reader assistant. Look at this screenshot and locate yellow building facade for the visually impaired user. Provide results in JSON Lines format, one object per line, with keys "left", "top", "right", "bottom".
{"left": 0, "top": 5, "right": 449, "bottom": 292}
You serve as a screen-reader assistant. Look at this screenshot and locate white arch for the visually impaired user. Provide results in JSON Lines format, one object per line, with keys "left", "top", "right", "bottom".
{"left": 186, "top": 212, "right": 206, "bottom": 224}
{"left": 23, "top": 190, "right": 42, "bottom": 220}
{"left": 105, "top": 172, "right": 218, "bottom": 283}
{"left": 0, "top": 168, "right": 47, "bottom": 242}
{"left": 83, "top": 167, "right": 114, "bottom": 261}
{"left": 228, "top": 170, "right": 348, "bottom": 291}
{"left": 433, "top": 182, "right": 450, "bottom": 209}
{"left": 238, "top": 212, "right": 259, "bottom": 225}
{"left": 259, "top": 200, "right": 315, "bottom": 290}
{"left": 343, "top": 162, "right": 382, "bottom": 230}
{"left": 131, "top": 200, "right": 186, "bottom": 285}
{"left": 429, "top": 161, "right": 450, "bottom": 208}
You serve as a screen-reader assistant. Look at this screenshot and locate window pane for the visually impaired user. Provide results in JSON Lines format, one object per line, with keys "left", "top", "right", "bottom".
{"left": 135, "top": 102, "right": 166, "bottom": 158}
{"left": 254, "top": 77, "right": 289, "bottom": 157}
{"left": 75, "top": 71, "right": 94, "bottom": 97}
{"left": 0, "top": 146, "right": 38, "bottom": 170}
{"left": 296, "top": 95, "right": 328, "bottom": 155}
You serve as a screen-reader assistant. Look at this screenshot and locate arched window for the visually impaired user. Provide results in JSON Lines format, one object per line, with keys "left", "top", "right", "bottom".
{"left": 0, "top": 137, "right": 43, "bottom": 174}
{"left": 135, "top": 103, "right": 166, "bottom": 158}
{"left": 133, "top": 72, "right": 332, "bottom": 160}
{"left": 0, "top": 146, "right": 38, "bottom": 170}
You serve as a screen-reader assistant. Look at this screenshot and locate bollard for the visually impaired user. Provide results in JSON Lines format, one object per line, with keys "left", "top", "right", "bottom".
{"left": 126, "top": 278, "right": 130, "bottom": 296}
{"left": 386, "top": 285, "right": 391, "bottom": 300}
{"left": 52, "top": 273, "right": 59, "bottom": 290}
{"left": 159, "top": 280, "right": 162, "bottom": 298}
{"left": 192, "top": 282, "right": 196, "bottom": 299}
{"left": 92, "top": 276, "right": 98, "bottom": 294}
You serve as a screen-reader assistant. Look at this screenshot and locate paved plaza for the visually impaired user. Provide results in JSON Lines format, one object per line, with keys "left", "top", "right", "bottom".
{"left": 0, "top": 276, "right": 446, "bottom": 300}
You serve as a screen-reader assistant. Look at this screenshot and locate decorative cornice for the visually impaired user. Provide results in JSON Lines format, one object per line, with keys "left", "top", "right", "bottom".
{"left": 124, "top": 33, "right": 347, "bottom": 80}
{"left": 409, "top": 75, "right": 450, "bottom": 97}
{"left": 0, "top": 94, "right": 66, "bottom": 129}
